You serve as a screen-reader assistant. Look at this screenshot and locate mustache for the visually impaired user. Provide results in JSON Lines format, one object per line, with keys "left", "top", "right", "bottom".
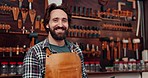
{"left": 54, "top": 26, "right": 67, "bottom": 30}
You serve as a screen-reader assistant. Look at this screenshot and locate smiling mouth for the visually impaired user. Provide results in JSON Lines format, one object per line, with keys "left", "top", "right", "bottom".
{"left": 54, "top": 26, "right": 66, "bottom": 30}
{"left": 55, "top": 29, "right": 65, "bottom": 33}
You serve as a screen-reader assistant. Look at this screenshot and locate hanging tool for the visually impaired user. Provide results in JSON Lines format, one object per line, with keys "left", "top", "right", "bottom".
{"left": 86, "top": 44, "right": 90, "bottom": 52}
{"left": 128, "top": 38, "right": 133, "bottom": 51}
{"left": 2, "top": 47, "right": 5, "bottom": 57}
{"left": 122, "top": 39, "right": 128, "bottom": 57}
{"left": 29, "top": 9, "right": 36, "bottom": 25}
{"left": 28, "top": 0, "right": 33, "bottom": 10}
{"left": 91, "top": 44, "right": 96, "bottom": 56}
{"left": 116, "top": 37, "right": 121, "bottom": 59}
{"left": 18, "top": 19, "right": 22, "bottom": 29}
{"left": 35, "top": 15, "right": 41, "bottom": 29}
{"left": 102, "top": 41, "right": 107, "bottom": 59}
{"left": 106, "top": 43, "right": 111, "bottom": 60}
{"left": 133, "top": 38, "right": 140, "bottom": 60}
{"left": 21, "top": 8, "right": 28, "bottom": 30}
{"left": 91, "top": 44, "right": 95, "bottom": 52}
{"left": 109, "top": 37, "right": 114, "bottom": 60}
{"left": 40, "top": 19, "right": 45, "bottom": 31}
{"left": 101, "top": 37, "right": 110, "bottom": 60}
{"left": 16, "top": 45, "right": 19, "bottom": 55}
{"left": 114, "top": 47, "right": 117, "bottom": 59}
{"left": 29, "top": 9, "right": 36, "bottom": 33}
{"left": 19, "top": 0, "right": 23, "bottom": 8}
{"left": 12, "top": 7, "right": 20, "bottom": 20}
{"left": 21, "top": 8, "right": 28, "bottom": 23}
{"left": 29, "top": 32, "right": 38, "bottom": 48}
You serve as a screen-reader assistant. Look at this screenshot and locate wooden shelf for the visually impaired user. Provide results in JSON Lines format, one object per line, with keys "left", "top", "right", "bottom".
{"left": 72, "top": 16, "right": 102, "bottom": 21}
{"left": 83, "top": 51, "right": 100, "bottom": 54}
{"left": 0, "top": 31, "right": 47, "bottom": 36}
{"left": 72, "top": 15, "right": 121, "bottom": 21}
{"left": 0, "top": 75, "right": 21, "bottom": 78}
{"left": 101, "top": 18, "right": 120, "bottom": 21}
{"left": 0, "top": 56, "right": 24, "bottom": 58}
{"left": 0, "top": 31, "right": 102, "bottom": 39}
{"left": 0, "top": 31, "right": 29, "bottom": 35}
{"left": 87, "top": 70, "right": 148, "bottom": 75}
{"left": 1, "top": 70, "right": 148, "bottom": 78}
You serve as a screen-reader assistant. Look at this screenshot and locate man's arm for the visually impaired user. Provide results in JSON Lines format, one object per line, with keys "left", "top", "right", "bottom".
{"left": 23, "top": 48, "right": 42, "bottom": 78}
{"left": 74, "top": 46, "right": 88, "bottom": 78}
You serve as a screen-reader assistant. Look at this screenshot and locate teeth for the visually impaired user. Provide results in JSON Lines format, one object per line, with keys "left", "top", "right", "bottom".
{"left": 55, "top": 29, "right": 64, "bottom": 32}
{"left": 56, "top": 29, "right": 63, "bottom": 30}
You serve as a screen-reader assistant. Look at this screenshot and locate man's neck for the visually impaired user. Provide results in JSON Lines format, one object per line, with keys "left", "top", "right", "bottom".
{"left": 48, "top": 35, "right": 65, "bottom": 46}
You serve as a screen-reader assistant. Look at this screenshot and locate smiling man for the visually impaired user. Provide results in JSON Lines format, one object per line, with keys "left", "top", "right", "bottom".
{"left": 23, "top": 3, "right": 88, "bottom": 78}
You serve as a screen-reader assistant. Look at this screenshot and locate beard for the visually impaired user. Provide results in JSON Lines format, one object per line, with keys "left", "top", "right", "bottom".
{"left": 49, "top": 26, "right": 68, "bottom": 40}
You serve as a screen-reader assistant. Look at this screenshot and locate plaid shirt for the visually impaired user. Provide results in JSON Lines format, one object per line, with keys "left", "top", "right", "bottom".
{"left": 23, "top": 38, "right": 88, "bottom": 78}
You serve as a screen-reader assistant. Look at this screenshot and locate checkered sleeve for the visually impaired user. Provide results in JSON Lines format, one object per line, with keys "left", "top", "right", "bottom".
{"left": 23, "top": 48, "right": 42, "bottom": 78}
{"left": 74, "top": 46, "right": 88, "bottom": 78}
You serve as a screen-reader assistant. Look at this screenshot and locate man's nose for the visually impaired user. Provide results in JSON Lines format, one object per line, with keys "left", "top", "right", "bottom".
{"left": 58, "top": 20, "right": 63, "bottom": 27}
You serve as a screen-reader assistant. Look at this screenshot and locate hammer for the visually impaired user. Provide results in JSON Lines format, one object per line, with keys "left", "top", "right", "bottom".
{"left": 133, "top": 38, "right": 140, "bottom": 60}
{"left": 122, "top": 39, "right": 128, "bottom": 57}
{"left": 116, "top": 37, "right": 121, "bottom": 59}
{"left": 29, "top": 32, "right": 38, "bottom": 48}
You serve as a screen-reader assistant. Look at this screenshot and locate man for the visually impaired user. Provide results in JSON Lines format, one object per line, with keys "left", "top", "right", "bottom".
{"left": 23, "top": 3, "right": 88, "bottom": 78}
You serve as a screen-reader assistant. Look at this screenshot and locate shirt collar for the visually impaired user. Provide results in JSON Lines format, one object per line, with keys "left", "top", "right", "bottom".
{"left": 42, "top": 38, "right": 50, "bottom": 49}
{"left": 42, "top": 38, "right": 75, "bottom": 52}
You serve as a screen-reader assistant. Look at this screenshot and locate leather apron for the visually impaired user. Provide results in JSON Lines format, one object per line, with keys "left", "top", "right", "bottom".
{"left": 45, "top": 48, "right": 82, "bottom": 78}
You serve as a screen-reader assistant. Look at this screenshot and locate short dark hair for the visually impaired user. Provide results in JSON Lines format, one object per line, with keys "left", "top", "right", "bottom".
{"left": 43, "top": 3, "right": 71, "bottom": 33}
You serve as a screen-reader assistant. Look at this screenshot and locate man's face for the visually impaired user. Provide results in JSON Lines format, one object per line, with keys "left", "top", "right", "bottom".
{"left": 48, "top": 9, "right": 69, "bottom": 40}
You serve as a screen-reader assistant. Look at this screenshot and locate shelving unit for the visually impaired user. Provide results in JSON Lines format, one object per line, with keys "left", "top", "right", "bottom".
{"left": 0, "top": 0, "right": 146, "bottom": 78}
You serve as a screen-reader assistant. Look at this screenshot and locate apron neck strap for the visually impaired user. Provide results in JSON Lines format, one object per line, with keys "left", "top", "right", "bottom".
{"left": 46, "top": 48, "right": 51, "bottom": 56}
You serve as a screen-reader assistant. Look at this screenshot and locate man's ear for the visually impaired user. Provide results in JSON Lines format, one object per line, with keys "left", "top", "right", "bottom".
{"left": 46, "top": 25, "right": 49, "bottom": 28}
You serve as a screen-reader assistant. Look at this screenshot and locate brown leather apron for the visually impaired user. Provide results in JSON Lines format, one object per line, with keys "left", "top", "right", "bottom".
{"left": 45, "top": 48, "right": 82, "bottom": 78}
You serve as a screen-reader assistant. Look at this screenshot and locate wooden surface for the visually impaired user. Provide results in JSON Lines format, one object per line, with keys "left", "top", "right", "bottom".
{"left": 0, "top": 0, "right": 145, "bottom": 73}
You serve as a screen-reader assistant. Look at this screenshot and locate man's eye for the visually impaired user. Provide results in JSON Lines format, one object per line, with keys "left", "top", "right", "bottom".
{"left": 62, "top": 19, "right": 68, "bottom": 22}
{"left": 53, "top": 19, "right": 58, "bottom": 22}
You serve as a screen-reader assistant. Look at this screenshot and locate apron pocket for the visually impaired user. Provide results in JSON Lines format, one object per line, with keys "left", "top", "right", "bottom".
{"left": 57, "top": 68, "right": 80, "bottom": 78}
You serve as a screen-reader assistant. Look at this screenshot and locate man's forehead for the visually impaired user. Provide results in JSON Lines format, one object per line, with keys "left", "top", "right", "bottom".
{"left": 50, "top": 9, "right": 68, "bottom": 18}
